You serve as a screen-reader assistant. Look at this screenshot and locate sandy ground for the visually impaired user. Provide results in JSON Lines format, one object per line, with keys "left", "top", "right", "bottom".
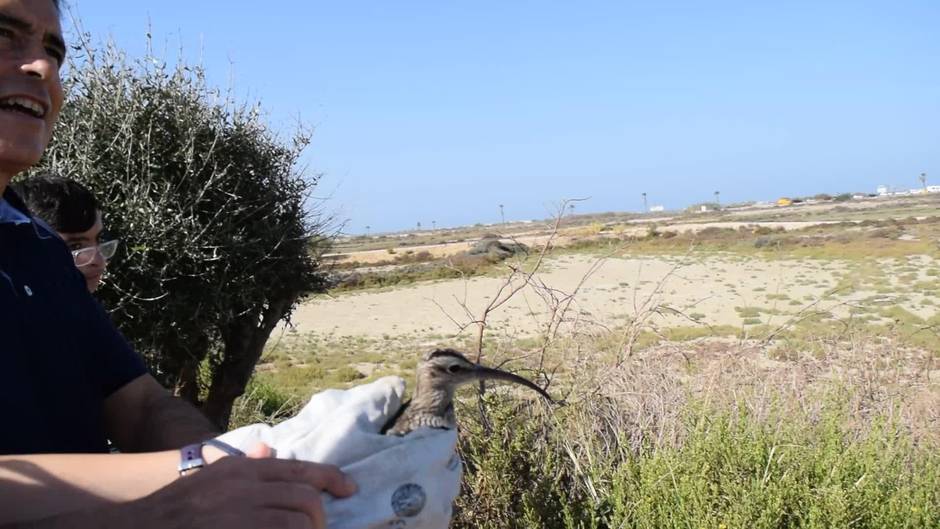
{"left": 285, "top": 253, "right": 931, "bottom": 339}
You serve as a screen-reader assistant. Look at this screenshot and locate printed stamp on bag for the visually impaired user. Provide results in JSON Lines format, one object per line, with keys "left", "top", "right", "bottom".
{"left": 391, "top": 483, "right": 426, "bottom": 518}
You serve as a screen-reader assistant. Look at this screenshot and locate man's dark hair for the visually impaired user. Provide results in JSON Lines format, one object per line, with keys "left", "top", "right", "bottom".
{"left": 13, "top": 174, "right": 99, "bottom": 233}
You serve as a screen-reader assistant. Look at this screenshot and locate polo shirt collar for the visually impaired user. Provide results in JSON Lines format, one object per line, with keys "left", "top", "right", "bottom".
{"left": 0, "top": 188, "right": 33, "bottom": 226}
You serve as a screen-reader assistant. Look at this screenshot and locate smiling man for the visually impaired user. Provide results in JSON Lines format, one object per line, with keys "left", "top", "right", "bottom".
{"left": 0, "top": 1, "right": 355, "bottom": 527}
{"left": 0, "top": 0, "right": 218, "bottom": 456}
{"left": 0, "top": 3, "right": 62, "bottom": 163}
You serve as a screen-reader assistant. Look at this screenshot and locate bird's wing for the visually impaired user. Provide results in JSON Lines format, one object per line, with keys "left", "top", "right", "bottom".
{"left": 380, "top": 397, "right": 412, "bottom": 434}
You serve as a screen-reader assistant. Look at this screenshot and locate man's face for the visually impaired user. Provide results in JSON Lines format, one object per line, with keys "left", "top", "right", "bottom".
{"left": 0, "top": 0, "right": 64, "bottom": 179}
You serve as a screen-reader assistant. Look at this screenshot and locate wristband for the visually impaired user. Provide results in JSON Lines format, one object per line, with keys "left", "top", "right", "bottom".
{"left": 178, "top": 439, "right": 246, "bottom": 476}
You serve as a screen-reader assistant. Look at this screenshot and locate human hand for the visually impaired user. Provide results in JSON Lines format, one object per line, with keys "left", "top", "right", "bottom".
{"left": 113, "top": 443, "right": 356, "bottom": 529}
{"left": 219, "top": 377, "right": 462, "bottom": 529}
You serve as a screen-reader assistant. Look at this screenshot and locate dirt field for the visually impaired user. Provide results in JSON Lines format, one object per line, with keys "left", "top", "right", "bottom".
{"left": 287, "top": 252, "right": 938, "bottom": 339}
{"left": 297, "top": 196, "right": 940, "bottom": 341}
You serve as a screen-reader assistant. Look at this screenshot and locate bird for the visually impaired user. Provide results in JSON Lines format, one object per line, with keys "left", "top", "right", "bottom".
{"left": 381, "top": 348, "right": 553, "bottom": 436}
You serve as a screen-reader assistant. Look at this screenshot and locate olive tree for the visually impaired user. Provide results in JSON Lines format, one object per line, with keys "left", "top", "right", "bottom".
{"left": 32, "top": 42, "right": 329, "bottom": 428}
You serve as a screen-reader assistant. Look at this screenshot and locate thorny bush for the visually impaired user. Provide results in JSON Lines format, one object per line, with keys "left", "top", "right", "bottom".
{"left": 29, "top": 40, "right": 330, "bottom": 427}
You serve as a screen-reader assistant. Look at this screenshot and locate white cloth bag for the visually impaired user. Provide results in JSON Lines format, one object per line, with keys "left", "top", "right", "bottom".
{"left": 217, "top": 376, "right": 462, "bottom": 529}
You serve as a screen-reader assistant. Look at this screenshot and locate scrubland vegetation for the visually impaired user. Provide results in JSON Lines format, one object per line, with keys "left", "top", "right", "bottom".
{"left": 236, "top": 321, "right": 939, "bottom": 528}
{"left": 43, "top": 23, "right": 938, "bottom": 527}
{"left": 233, "top": 204, "right": 940, "bottom": 528}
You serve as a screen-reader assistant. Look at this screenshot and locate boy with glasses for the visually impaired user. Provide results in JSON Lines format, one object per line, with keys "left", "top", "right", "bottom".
{"left": 14, "top": 174, "right": 118, "bottom": 292}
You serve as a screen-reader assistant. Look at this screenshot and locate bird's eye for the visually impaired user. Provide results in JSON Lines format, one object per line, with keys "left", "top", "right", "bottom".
{"left": 447, "top": 364, "right": 461, "bottom": 374}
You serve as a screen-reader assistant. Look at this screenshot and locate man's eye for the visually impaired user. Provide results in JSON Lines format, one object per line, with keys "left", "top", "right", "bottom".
{"left": 45, "top": 46, "right": 64, "bottom": 65}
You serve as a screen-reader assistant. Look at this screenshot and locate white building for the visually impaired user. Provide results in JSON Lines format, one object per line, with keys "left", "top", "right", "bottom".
{"left": 649, "top": 205, "right": 665, "bottom": 212}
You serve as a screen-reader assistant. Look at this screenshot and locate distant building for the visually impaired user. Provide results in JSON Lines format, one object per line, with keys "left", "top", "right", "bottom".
{"left": 649, "top": 205, "right": 665, "bottom": 212}
{"left": 876, "top": 185, "right": 889, "bottom": 196}
{"left": 776, "top": 198, "right": 792, "bottom": 207}
{"left": 928, "top": 186, "right": 940, "bottom": 193}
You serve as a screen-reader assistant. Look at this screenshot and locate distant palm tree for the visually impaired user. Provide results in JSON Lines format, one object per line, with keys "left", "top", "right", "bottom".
{"left": 364, "top": 225, "right": 371, "bottom": 236}
{"left": 642, "top": 192, "right": 648, "bottom": 212}
{"left": 498, "top": 204, "right": 505, "bottom": 224}
{"left": 416, "top": 221, "right": 422, "bottom": 231}
{"left": 714, "top": 190, "right": 720, "bottom": 208}
{"left": 920, "top": 172, "right": 928, "bottom": 191}
{"left": 568, "top": 204, "right": 575, "bottom": 216}
{"left": 432, "top": 220, "right": 436, "bottom": 230}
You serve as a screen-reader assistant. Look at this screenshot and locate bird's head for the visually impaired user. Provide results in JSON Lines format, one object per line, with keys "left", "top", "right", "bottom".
{"left": 416, "top": 348, "right": 553, "bottom": 402}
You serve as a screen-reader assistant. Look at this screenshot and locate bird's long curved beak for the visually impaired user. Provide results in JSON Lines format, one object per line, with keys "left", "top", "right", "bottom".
{"left": 471, "top": 365, "right": 554, "bottom": 404}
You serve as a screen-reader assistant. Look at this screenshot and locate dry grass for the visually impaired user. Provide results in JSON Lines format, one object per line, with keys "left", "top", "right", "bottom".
{"left": 452, "top": 333, "right": 940, "bottom": 528}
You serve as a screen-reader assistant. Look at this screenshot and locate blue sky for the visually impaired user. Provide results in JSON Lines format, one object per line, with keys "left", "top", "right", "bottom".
{"left": 71, "top": 1, "right": 939, "bottom": 233}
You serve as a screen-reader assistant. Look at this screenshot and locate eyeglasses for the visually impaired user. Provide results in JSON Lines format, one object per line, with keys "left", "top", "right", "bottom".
{"left": 71, "top": 239, "right": 119, "bottom": 268}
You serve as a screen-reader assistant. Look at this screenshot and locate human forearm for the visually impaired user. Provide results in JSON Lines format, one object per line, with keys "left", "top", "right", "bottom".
{"left": 0, "top": 445, "right": 235, "bottom": 525}
{"left": 2, "top": 449, "right": 356, "bottom": 529}
{"left": 2, "top": 502, "right": 127, "bottom": 529}
{"left": 0, "top": 451, "right": 176, "bottom": 524}
{"left": 134, "top": 392, "right": 220, "bottom": 451}
{"left": 105, "top": 375, "right": 219, "bottom": 452}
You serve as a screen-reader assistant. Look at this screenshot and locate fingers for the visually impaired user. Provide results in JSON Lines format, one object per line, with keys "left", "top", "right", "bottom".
{"left": 195, "top": 469, "right": 333, "bottom": 529}
{"left": 261, "top": 510, "right": 315, "bottom": 529}
{"left": 254, "top": 459, "right": 358, "bottom": 498}
{"left": 246, "top": 442, "right": 274, "bottom": 459}
{"left": 256, "top": 484, "right": 326, "bottom": 529}
{"left": 273, "top": 510, "right": 316, "bottom": 529}
{"left": 135, "top": 454, "right": 350, "bottom": 529}
{"left": 197, "top": 510, "right": 314, "bottom": 529}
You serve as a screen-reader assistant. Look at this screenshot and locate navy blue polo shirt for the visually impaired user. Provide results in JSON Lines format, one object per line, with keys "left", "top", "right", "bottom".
{"left": 0, "top": 188, "right": 147, "bottom": 454}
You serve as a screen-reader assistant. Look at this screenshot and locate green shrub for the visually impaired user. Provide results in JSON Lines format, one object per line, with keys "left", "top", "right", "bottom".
{"left": 228, "top": 380, "right": 298, "bottom": 428}
{"left": 454, "top": 394, "right": 940, "bottom": 529}
{"left": 36, "top": 39, "right": 328, "bottom": 428}
{"left": 329, "top": 366, "right": 366, "bottom": 383}
{"left": 735, "top": 306, "right": 763, "bottom": 318}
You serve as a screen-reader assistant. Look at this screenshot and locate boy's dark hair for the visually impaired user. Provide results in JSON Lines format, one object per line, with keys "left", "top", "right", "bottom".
{"left": 13, "top": 174, "right": 100, "bottom": 233}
